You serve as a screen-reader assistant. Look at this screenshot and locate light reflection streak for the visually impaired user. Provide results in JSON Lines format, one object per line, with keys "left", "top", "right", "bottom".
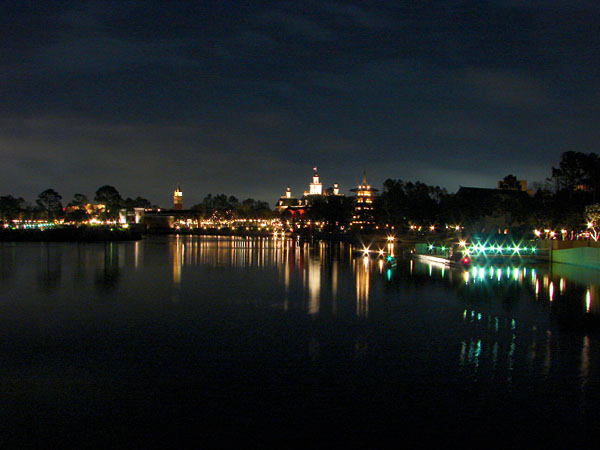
{"left": 355, "top": 256, "right": 370, "bottom": 318}
{"left": 134, "top": 240, "right": 142, "bottom": 269}
{"left": 172, "top": 237, "right": 182, "bottom": 285}
{"left": 332, "top": 260, "right": 338, "bottom": 303}
{"left": 507, "top": 334, "right": 516, "bottom": 387}
{"left": 543, "top": 330, "right": 552, "bottom": 379}
{"left": 528, "top": 326, "right": 537, "bottom": 372}
{"left": 586, "top": 289, "right": 591, "bottom": 313}
{"left": 492, "top": 342, "right": 499, "bottom": 371}
{"left": 580, "top": 336, "right": 590, "bottom": 391}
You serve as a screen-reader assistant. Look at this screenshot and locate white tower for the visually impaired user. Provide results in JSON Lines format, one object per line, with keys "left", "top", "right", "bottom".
{"left": 309, "top": 167, "right": 322, "bottom": 195}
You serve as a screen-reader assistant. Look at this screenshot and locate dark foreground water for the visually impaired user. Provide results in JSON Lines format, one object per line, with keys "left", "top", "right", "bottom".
{"left": 0, "top": 236, "right": 599, "bottom": 447}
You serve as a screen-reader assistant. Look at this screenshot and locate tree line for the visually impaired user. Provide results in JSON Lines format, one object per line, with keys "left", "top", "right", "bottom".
{"left": 0, "top": 185, "right": 152, "bottom": 222}
{"left": 3, "top": 150, "right": 600, "bottom": 232}
{"left": 190, "top": 194, "right": 274, "bottom": 220}
{"left": 0, "top": 185, "right": 275, "bottom": 222}
{"left": 300, "top": 151, "right": 600, "bottom": 233}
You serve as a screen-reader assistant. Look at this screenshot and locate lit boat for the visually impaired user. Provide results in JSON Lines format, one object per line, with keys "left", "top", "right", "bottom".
{"left": 412, "top": 253, "right": 470, "bottom": 267}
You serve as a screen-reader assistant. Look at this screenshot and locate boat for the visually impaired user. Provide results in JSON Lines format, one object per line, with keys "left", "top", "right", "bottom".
{"left": 411, "top": 242, "right": 470, "bottom": 267}
{"left": 412, "top": 252, "right": 470, "bottom": 267}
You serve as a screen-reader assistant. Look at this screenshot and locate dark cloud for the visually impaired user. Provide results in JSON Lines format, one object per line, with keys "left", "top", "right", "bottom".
{"left": 1, "top": 1, "right": 599, "bottom": 206}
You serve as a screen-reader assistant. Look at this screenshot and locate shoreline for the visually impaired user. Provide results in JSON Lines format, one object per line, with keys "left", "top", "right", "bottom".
{"left": 0, "top": 227, "right": 142, "bottom": 242}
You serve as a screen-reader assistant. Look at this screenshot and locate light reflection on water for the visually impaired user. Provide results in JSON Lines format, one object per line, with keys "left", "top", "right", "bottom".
{"left": 409, "top": 256, "right": 600, "bottom": 393}
{"left": 0, "top": 236, "right": 599, "bottom": 443}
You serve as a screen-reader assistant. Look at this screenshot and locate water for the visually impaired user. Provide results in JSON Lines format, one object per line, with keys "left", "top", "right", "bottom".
{"left": 0, "top": 236, "right": 599, "bottom": 447}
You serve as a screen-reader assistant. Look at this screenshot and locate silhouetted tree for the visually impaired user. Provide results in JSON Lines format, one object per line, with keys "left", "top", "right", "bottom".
{"left": 498, "top": 174, "right": 522, "bottom": 190}
{"left": 123, "top": 196, "right": 152, "bottom": 209}
{"left": 550, "top": 151, "right": 600, "bottom": 196}
{"left": 69, "top": 193, "right": 88, "bottom": 207}
{"left": 376, "top": 179, "right": 448, "bottom": 229}
{"left": 94, "top": 185, "right": 123, "bottom": 219}
{"left": 305, "top": 196, "right": 353, "bottom": 229}
{"left": 36, "top": 189, "right": 63, "bottom": 220}
{"left": 0, "top": 195, "right": 24, "bottom": 222}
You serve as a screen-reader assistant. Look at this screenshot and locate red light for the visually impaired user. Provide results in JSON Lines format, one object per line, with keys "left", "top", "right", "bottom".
{"left": 462, "top": 257, "right": 470, "bottom": 264}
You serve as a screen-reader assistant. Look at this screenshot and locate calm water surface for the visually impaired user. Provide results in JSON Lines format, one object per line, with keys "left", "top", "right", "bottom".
{"left": 0, "top": 235, "right": 599, "bottom": 446}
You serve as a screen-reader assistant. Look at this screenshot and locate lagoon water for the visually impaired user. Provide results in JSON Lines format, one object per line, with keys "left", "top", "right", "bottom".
{"left": 0, "top": 235, "right": 599, "bottom": 446}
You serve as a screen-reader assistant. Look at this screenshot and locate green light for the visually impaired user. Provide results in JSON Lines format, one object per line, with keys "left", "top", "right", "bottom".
{"left": 428, "top": 244, "right": 434, "bottom": 250}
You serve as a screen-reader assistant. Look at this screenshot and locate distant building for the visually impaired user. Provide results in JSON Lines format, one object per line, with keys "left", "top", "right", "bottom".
{"left": 276, "top": 167, "right": 345, "bottom": 214}
{"left": 173, "top": 184, "right": 183, "bottom": 210}
{"left": 350, "top": 171, "right": 377, "bottom": 229}
{"left": 275, "top": 187, "right": 300, "bottom": 213}
{"left": 496, "top": 179, "right": 533, "bottom": 196}
{"left": 304, "top": 167, "right": 323, "bottom": 196}
{"left": 324, "top": 183, "right": 343, "bottom": 196}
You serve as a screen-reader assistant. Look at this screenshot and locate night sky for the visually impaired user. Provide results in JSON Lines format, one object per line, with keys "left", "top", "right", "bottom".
{"left": 2, "top": 1, "right": 599, "bottom": 207}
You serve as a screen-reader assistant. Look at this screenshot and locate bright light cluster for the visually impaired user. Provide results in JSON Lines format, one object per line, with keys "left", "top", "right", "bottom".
{"left": 463, "top": 242, "right": 537, "bottom": 255}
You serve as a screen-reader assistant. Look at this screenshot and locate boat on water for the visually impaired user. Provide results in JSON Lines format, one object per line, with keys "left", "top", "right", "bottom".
{"left": 412, "top": 252, "right": 470, "bottom": 267}
{"left": 409, "top": 242, "right": 470, "bottom": 267}
{"left": 410, "top": 239, "right": 548, "bottom": 267}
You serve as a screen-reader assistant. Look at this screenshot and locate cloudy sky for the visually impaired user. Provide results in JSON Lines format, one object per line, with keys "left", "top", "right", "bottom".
{"left": 2, "top": 1, "right": 599, "bottom": 207}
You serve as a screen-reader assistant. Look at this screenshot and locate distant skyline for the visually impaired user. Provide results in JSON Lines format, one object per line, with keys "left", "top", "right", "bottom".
{"left": 2, "top": 1, "right": 599, "bottom": 206}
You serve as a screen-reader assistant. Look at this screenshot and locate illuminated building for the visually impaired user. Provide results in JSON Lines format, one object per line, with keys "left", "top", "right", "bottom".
{"left": 324, "top": 183, "right": 343, "bottom": 196}
{"left": 276, "top": 168, "right": 343, "bottom": 211}
{"left": 275, "top": 187, "right": 300, "bottom": 213}
{"left": 173, "top": 184, "right": 183, "bottom": 210}
{"left": 304, "top": 167, "right": 323, "bottom": 196}
{"left": 275, "top": 169, "right": 345, "bottom": 228}
{"left": 350, "top": 170, "right": 377, "bottom": 229}
{"left": 302, "top": 167, "right": 343, "bottom": 204}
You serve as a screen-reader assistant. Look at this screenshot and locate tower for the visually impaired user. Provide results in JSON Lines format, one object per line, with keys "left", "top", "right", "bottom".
{"left": 350, "top": 170, "right": 378, "bottom": 229}
{"left": 173, "top": 184, "right": 183, "bottom": 210}
{"left": 308, "top": 166, "right": 322, "bottom": 195}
